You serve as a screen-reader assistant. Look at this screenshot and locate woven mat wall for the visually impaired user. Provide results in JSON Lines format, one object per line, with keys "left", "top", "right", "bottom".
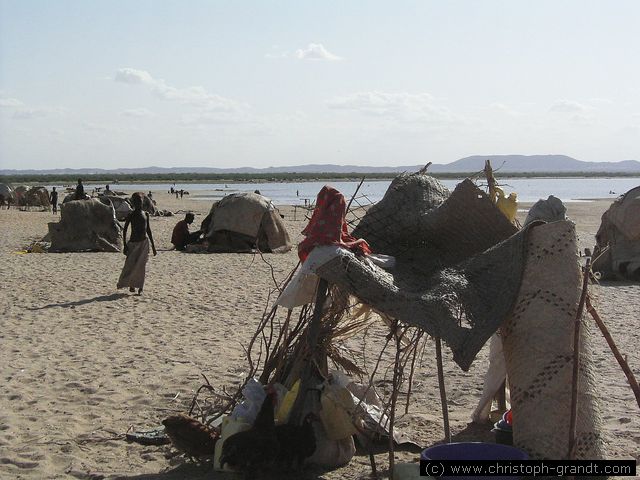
{"left": 502, "top": 220, "right": 606, "bottom": 460}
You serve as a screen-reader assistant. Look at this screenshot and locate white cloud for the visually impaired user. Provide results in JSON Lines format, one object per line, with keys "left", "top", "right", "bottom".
{"left": 0, "top": 97, "right": 24, "bottom": 108}
{"left": 549, "top": 99, "right": 591, "bottom": 113}
{"left": 12, "top": 106, "right": 65, "bottom": 120}
{"left": 114, "top": 68, "right": 155, "bottom": 85}
{"left": 588, "top": 97, "right": 613, "bottom": 105}
{"left": 114, "top": 68, "right": 247, "bottom": 112}
{"left": 264, "top": 52, "right": 288, "bottom": 59}
{"left": 179, "top": 112, "right": 245, "bottom": 126}
{"left": 0, "top": 95, "right": 65, "bottom": 120}
{"left": 489, "top": 103, "right": 522, "bottom": 117}
{"left": 327, "top": 91, "right": 455, "bottom": 123}
{"left": 120, "top": 108, "right": 154, "bottom": 118}
{"left": 294, "top": 43, "right": 343, "bottom": 61}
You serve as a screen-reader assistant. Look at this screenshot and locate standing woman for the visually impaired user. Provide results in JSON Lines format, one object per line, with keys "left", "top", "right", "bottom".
{"left": 117, "top": 193, "right": 157, "bottom": 294}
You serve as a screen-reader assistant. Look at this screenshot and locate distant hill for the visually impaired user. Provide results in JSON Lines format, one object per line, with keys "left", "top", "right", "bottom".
{"left": 1, "top": 155, "right": 639, "bottom": 175}
{"left": 428, "top": 155, "right": 640, "bottom": 173}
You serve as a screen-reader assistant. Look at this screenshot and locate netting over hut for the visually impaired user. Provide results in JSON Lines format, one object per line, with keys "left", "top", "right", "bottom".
{"left": 304, "top": 172, "right": 606, "bottom": 459}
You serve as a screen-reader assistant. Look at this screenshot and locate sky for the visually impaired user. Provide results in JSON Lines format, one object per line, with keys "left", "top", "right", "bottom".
{"left": 1, "top": 0, "right": 639, "bottom": 170}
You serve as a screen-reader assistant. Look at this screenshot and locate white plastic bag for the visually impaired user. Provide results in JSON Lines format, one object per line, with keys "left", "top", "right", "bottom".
{"left": 230, "top": 378, "right": 266, "bottom": 424}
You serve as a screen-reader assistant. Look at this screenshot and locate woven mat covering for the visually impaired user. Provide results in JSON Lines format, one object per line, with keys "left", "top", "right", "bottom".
{"left": 316, "top": 174, "right": 527, "bottom": 371}
{"left": 502, "top": 220, "right": 606, "bottom": 460}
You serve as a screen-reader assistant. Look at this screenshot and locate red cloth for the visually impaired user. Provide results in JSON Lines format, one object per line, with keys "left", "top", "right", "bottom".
{"left": 298, "top": 185, "right": 371, "bottom": 262}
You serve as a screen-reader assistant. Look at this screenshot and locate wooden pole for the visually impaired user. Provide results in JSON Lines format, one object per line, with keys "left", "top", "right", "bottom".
{"left": 484, "top": 159, "right": 498, "bottom": 202}
{"left": 496, "top": 380, "right": 507, "bottom": 411}
{"left": 435, "top": 337, "right": 451, "bottom": 442}
{"left": 289, "top": 279, "right": 328, "bottom": 425}
{"left": 586, "top": 296, "right": 640, "bottom": 409}
{"left": 568, "top": 258, "right": 591, "bottom": 460}
{"left": 388, "top": 321, "right": 402, "bottom": 480}
{"left": 346, "top": 176, "right": 366, "bottom": 212}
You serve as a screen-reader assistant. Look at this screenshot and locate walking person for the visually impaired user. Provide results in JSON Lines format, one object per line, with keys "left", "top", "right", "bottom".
{"left": 117, "top": 193, "right": 157, "bottom": 295}
{"left": 50, "top": 187, "right": 58, "bottom": 214}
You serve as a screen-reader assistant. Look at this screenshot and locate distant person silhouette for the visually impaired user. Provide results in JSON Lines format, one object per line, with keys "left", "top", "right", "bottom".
{"left": 75, "top": 179, "right": 85, "bottom": 200}
{"left": 50, "top": 187, "right": 58, "bottom": 214}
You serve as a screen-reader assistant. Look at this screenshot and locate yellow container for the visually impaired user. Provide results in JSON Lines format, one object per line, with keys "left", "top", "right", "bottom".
{"left": 275, "top": 379, "right": 300, "bottom": 424}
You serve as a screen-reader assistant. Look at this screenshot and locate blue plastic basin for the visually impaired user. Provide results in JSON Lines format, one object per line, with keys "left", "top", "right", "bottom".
{"left": 421, "top": 442, "right": 528, "bottom": 479}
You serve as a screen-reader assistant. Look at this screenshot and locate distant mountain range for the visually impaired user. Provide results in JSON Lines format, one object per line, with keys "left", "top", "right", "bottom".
{"left": 2, "top": 155, "right": 639, "bottom": 175}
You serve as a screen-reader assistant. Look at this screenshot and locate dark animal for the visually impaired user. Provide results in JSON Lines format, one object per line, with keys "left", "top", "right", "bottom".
{"left": 220, "top": 388, "right": 279, "bottom": 474}
{"left": 274, "top": 413, "right": 317, "bottom": 470}
{"left": 162, "top": 413, "right": 217, "bottom": 459}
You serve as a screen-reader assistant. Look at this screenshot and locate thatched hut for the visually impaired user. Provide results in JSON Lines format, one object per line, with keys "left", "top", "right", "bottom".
{"left": 48, "top": 199, "right": 122, "bottom": 252}
{"left": 278, "top": 174, "right": 606, "bottom": 461}
{"left": 0, "top": 183, "right": 16, "bottom": 203}
{"left": 203, "top": 192, "right": 291, "bottom": 253}
{"left": 24, "top": 186, "right": 51, "bottom": 208}
{"left": 592, "top": 186, "right": 640, "bottom": 280}
{"left": 101, "top": 195, "right": 133, "bottom": 221}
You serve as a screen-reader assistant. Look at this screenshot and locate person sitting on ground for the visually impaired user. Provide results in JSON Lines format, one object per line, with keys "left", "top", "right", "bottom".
{"left": 75, "top": 178, "right": 85, "bottom": 200}
{"left": 171, "top": 213, "right": 201, "bottom": 251}
{"left": 50, "top": 187, "right": 58, "bottom": 214}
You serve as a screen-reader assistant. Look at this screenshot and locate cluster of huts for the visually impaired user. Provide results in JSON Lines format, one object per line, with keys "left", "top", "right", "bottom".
{"left": 1, "top": 182, "right": 293, "bottom": 255}
{"left": 0, "top": 183, "right": 51, "bottom": 209}
{"left": 3, "top": 178, "right": 638, "bottom": 279}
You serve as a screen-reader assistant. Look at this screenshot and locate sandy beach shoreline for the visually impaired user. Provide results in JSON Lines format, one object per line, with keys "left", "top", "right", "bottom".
{"left": 0, "top": 190, "right": 638, "bottom": 479}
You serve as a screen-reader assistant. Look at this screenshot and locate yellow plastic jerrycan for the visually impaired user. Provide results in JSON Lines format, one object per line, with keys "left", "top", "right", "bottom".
{"left": 275, "top": 379, "right": 300, "bottom": 424}
{"left": 496, "top": 190, "right": 518, "bottom": 223}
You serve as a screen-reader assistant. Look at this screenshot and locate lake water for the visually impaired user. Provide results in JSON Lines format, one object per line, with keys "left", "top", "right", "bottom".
{"left": 76, "top": 177, "right": 640, "bottom": 206}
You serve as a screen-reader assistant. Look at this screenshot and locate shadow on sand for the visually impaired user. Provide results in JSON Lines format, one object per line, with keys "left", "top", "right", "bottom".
{"left": 110, "top": 460, "right": 334, "bottom": 480}
{"left": 106, "top": 425, "right": 496, "bottom": 480}
{"left": 27, "top": 293, "right": 130, "bottom": 310}
{"left": 106, "top": 441, "right": 423, "bottom": 480}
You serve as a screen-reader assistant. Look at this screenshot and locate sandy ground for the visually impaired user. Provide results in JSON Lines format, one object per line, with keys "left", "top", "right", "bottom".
{"left": 0, "top": 189, "right": 638, "bottom": 479}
